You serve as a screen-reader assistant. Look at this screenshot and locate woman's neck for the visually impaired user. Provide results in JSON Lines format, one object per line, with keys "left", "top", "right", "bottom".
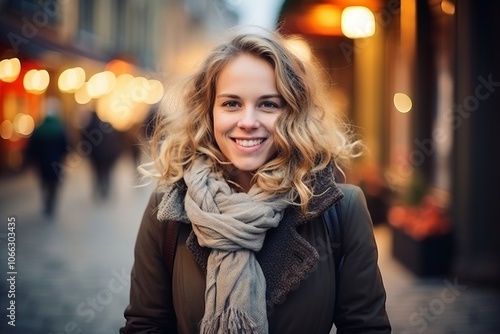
{"left": 226, "top": 169, "right": 254, "bottom": 193}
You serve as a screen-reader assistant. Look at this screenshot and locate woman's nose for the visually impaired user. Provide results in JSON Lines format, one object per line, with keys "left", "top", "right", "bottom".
{"left": 237, "top": 107, "right": 260, "bottom": 129}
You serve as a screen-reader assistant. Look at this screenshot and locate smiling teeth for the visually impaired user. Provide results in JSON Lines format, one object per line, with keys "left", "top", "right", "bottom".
{"left": 235, "top": 139, "right": 264, "bottom": 147}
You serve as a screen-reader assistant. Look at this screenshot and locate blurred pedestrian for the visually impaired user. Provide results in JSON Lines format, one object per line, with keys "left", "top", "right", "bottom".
{"left": 123, "top": 105, "right": 159, "bottom": 178}
{"left": 121, "top": 27, "right": 391, "bottom": 333}
{"left": 83, "top": 111, "right": 123, "bottom": 199}
{"left": 27, "top": 96, "right": 68, "bottom": 217}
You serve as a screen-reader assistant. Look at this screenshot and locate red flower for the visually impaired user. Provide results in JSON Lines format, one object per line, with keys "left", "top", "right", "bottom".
{"left": 388, "top": 199, "right": 451, "bottom": 239}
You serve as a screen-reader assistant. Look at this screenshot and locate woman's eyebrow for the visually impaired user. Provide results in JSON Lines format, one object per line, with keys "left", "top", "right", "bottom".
{"left": 258, "top": 94, "right": 282, "bottom": 100}
{"left": 215, "top": 94, "right": 282, "bottom": 100}
{"left": 216, "top": 93, "right": 240, "bottom": 99}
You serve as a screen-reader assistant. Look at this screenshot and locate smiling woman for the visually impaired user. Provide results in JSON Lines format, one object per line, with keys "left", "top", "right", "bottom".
{"left": 121, "top": 26, "right": 391, "bottom": 334}
{"left": 213, "top": 54, "right": 283, "bottom": 190}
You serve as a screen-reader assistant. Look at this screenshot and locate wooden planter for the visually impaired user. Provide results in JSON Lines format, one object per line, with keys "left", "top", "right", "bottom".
{"left": 391, "top": 226, "right": 454, "bottom": 277}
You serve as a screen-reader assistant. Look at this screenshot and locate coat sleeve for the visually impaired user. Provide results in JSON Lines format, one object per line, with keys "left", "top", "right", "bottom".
{"left": 120, "top": 191, "right": 177, "bottom": 333}
{"left": 333, "top": 185, "right": 391, "bottom": 333}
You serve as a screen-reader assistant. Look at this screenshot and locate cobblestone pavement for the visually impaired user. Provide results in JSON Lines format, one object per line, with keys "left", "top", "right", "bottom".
{"left": 0, "top": 156, "right": 499, "bottom": 334}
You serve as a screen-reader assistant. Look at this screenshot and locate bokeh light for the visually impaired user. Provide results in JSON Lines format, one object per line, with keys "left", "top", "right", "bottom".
{"left": 393, "top": 93, "right": 413, "bottom": 113}
{"left": 23, "top": 69, "right": 50, "bottom": 94}
{"left": 86, "top": 71, "right": 116, "bottom": 98}
{"left": 58, "top": 67, "right": 86, "bottom": 93}
{"left": 13, "top": 113, "right": 35, "bottom": 136}
{"left": 341, "top": 6, "right": 376, "bottom": 39}
{"left": 0, "top": 58, "right": 21, "bottom": 83}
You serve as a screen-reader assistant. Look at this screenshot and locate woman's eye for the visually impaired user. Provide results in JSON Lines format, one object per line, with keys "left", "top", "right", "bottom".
{"left": 260, "top": 101, "right": 280, "bottom": 109}
{"left": 221, "top": 100, "right": 240, "bottom": 108}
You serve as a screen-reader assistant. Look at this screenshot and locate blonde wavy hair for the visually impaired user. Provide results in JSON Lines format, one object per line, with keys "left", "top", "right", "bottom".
{"left": 142, "top": 27, "right": 362, "bottom": 214}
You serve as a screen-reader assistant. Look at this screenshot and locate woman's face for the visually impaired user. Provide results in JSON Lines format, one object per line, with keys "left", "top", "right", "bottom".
{"left": 213, "top": 54, "right": 284, "bottom": 176}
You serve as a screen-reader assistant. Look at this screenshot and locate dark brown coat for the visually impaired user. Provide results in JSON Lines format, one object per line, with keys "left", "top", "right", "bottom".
{"left": 121, "top": 180, "right": 391, "bottom": 333}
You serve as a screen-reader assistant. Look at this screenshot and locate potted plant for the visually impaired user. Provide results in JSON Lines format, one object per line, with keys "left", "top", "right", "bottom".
{"left": 387, "top": 172, "right": 453, "bottom": 276}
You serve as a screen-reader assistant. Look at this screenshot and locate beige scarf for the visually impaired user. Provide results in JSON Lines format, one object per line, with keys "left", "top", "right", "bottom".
{"left": 173, "top": 157, "right": 287, "bottom": 333}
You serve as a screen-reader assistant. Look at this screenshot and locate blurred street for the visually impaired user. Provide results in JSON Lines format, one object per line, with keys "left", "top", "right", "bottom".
{"left": 0, "top": 155, "right": 154, "bottom": 334}
{"left": 0, "top": 155, "right": 499, "bottom": 334}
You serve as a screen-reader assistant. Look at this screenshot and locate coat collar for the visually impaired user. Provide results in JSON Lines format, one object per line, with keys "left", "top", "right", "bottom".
{"left": 286, "top": 163, "right": 344, "bottom": 225}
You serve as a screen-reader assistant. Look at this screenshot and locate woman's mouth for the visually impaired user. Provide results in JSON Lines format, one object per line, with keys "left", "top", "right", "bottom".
{"left": 234, "top": 138, "right": 265, "bottom": 147}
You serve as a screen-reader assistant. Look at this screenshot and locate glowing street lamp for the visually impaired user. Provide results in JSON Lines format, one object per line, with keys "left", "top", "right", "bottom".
{"left": 341, "top": 6, "right": 376, "bottom": 39}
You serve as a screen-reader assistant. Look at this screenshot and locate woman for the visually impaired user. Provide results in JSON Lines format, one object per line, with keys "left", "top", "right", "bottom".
{"left": 120, "top": 28, "right": 391, "bottom": 334}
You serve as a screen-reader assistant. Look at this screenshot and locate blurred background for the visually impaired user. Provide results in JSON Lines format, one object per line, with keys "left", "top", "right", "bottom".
{"left": 1, "top": 0, "right": 499, "bottom": 333}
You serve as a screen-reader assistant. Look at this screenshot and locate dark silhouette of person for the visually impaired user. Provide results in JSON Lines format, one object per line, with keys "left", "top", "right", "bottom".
{"left": 125, "top": 103, "right": 160, "bottom": 169}
{"left": 83, "top": 111, "right": 123, "bottom": 199}
{"left": 27, "top": 96, "right": 68, "bottom": 217}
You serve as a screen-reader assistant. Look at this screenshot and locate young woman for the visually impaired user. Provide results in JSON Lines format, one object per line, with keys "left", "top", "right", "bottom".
{"left": 120, "top": 27, "right": 391, "bottom": 334}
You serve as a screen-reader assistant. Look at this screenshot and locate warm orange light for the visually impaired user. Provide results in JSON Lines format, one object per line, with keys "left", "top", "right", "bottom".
{"left": 23, "top": 69, "right": 50, "bottom": 94}
{"left": 86, "top": 71, "right": 116, "bottom": 98}
{"left": 106, "top": 59, "right": 135, "bottom": 76}
{"left": 341, "top": 6, "right": 376, "bottom": 39}
{"left": 0, "top": 120, "right": 14, "bottom": 140}
{"left": 144, "top": 79, "right": 164, "bottom": 105}
{"left": 441, "top": 0, "right": 455, "bottom": 15}
{"left": 94, "top": 73, "right": 154, "bottom": 131}
{"left": 130, "top": 76, "right": 149, "bottom": 103}
{"left": 299, "top": 4, "right": 342, "bottom": 36}
{"left": 0, "top": 58, "right": 21, "bottom": 83}
{"left": 58, "top": 67, "right": 86, "bottom": 93}
{"left": 13, "top": 113, "right": 35, "bottom": 136}
{"left": 394, "top": 93, "right": 412, "bottom": 113}
{"left": 75, "top": 83, "right": 92, "bottom": 104}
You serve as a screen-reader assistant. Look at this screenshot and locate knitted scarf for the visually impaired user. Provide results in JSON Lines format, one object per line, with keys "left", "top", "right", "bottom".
{"left": 160, "top": 157, "right": 288, "bottom": 333}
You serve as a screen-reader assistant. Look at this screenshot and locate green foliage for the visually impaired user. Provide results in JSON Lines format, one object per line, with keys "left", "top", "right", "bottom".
{"left": 404, "top": 169, "right": 427, "bottom": 206}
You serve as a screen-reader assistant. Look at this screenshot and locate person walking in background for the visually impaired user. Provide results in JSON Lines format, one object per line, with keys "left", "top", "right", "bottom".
{"left": 84, "top": 111, "right": 123, "bottom": 199}
{"left": 121, "top": 27, "right": 391, "bottom": 333}
{"left": 27, "top": 96, "right": 68, "bottom": 217}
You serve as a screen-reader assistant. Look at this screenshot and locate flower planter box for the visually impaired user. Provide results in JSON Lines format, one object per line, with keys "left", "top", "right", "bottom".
{"left": 391, "top": 226, "right": 454, "bottom": 277}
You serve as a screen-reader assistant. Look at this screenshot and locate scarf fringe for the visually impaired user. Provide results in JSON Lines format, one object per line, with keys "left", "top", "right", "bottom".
{"left": 200, "top": 306, "right": 259, "bottom": 334}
